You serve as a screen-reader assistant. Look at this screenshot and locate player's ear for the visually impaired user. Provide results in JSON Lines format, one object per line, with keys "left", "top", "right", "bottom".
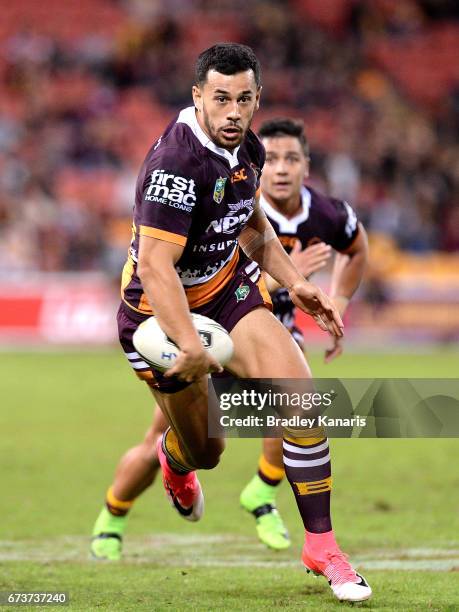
{"left": 255, "top": 86, "right": 262, "bottom": 111}
{"left": 192, "top": 85, "right": 203, "bottom": 112}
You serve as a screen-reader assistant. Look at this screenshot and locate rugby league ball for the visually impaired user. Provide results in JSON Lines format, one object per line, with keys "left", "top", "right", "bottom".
{"left": 132, "top": 313, "right": 234, "bottom": 371}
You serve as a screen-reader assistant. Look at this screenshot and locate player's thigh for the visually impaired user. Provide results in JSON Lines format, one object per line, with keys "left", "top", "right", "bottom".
{"left": 227, "top": 306, "right": 311, "bottom": 379}
{"left": 151, "top": 378, "right": 224, "bottom": 464}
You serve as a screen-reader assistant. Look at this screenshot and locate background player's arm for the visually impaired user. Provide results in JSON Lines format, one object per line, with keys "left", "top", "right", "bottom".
{"left": 239, "top": 201, "right": 343, "bottom": 337}
{"left": 324, "top": 223, "right": 368, "bottom": 363}
{"left": 329, "top": 223, "right": 369, "bottom": 317}
{"left": 263, "top": 241, "right": 332, "bottom": 294}
{"left": 137, "top": 236, "right": 222, "bottom": 381}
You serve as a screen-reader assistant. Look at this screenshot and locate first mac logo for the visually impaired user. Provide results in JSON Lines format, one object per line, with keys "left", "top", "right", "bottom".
{"left": 145, "top": 170, "right": 196, "bottom": 212}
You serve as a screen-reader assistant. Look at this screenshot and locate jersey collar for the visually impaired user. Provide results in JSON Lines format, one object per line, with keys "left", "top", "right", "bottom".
{"left": 260, "top": 186, "right": 311, "bottom": 233}
{"left": 177, "top": 106, "right": 241, "bottom": 169}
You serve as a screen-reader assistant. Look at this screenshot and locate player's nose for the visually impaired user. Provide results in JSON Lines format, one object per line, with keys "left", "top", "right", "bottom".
{"left": 275, "top": 160, "right": 288, "bottom": 174}
{"left": 226, "top": 101, "right": 242, "bottom": 120}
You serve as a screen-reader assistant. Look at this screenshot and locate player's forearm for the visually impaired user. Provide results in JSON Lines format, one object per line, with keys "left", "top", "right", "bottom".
{"left": 252, "top": 236, "right": 304, "bottom": 290}
{"left": 137, "top": 263, "right": 201, "bottom": 352}
{"left": 330, "top": 232, "right": 368, "bottom": 315}
{"left": 262, "top": 271, "right": 281, "bottom": 294}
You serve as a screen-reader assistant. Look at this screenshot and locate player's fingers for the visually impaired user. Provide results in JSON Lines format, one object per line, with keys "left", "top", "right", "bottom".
{"left": 308, "top": 254, "right": 331, "bottom": 269}
{"left": 324, "top": 344, "right": 343, "bottom": 363}
{"left": 318, "top": 306, "right": 344, "bottom": 337}
{"left": 207, "top": 355, "right": 223, "bottom": 374}
{"left": 306, "top": 242, "right": 330, "bottom": 254}
{"left": 322, "top": 300, "right": 344, "bottom": 331}
{"left": 313, "top": 314, "right": 329, "bottom": 332}
{"left": 291, "top": 239, "right": 302, "bottom": 254}
{"left": 164, "top": 364, "right": 180, "bottom": 378}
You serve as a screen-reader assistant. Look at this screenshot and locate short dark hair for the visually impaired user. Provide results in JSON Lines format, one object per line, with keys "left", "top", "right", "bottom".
{"left": 195, "top": 43, "right": 261, "bottom": 87}
{"left": 258, "top": 118, "right": 309, "bottom": 157}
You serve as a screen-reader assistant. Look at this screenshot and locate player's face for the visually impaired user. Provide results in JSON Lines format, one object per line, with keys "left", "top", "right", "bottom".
{"left": 261, "top": 136, "right": 309, "bottom": 205}
{"left": 193, "top": 69, "right": 261, "bottom": 151}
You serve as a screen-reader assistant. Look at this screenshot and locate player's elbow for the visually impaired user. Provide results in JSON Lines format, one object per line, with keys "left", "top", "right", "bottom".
{"left": 137, "top": 256, "right": 165, "bottom": 284}
{"left": 137, "top": 259, "right": 155, "bottom": 284}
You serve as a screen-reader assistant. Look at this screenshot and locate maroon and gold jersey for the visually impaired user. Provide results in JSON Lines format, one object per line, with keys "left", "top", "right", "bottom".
{"left": 121, "top": 106, "right": 265, "bottom": 316}
{"left": 261, "top": 186, "right": 359, "bottom": 332}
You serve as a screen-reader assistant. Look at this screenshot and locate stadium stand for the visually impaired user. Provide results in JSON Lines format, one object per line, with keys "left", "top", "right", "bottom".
{"left": 0, "top": 0, "right": 457, "bottom": 342}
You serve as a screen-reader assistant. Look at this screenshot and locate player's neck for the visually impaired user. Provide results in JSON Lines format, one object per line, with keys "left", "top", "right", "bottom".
{"left": 195, "top": 109, "right": 238, "bottom": 154}
{"left": 264, "top": 192, "right": 302, "bottom": 219}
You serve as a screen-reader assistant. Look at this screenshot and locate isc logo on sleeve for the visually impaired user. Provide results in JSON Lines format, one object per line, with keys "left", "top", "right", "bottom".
{"left": 145, "top": 169, "right": 197, "bottom": 212}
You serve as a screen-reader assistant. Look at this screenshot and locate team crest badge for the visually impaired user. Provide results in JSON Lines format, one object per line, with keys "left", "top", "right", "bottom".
{"left": 235, "top": 284, "right": 250, "bottom": 302}
{"left": 213, "top": 177, "right": 227, "bottom": 204}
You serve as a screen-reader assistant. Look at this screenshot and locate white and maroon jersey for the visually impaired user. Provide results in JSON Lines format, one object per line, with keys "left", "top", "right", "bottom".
{"left": 122, "top": 106, "right": 265, "bottom": 315}
{"left": 261, "top": 186, "right": 359, "bottom": 331}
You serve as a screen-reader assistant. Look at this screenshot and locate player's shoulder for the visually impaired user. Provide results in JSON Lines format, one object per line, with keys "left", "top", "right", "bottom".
{"left": 308, "top": 186, "right": 355, "bottom": 220}
{"left": 144, "top": 108, "right": 205, "bottom": 173}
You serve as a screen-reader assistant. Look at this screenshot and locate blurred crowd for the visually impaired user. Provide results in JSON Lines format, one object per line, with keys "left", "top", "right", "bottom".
{"left": 0, "top": 0, "right": 458, "bottom": 276}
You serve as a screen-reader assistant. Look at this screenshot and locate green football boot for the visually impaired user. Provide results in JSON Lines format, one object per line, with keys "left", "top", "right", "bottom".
{"left": 240, "top": 475, "right": 291, "bottom": 550}
{"left": 90, "top": 507, "right": 126, "bottom": 561}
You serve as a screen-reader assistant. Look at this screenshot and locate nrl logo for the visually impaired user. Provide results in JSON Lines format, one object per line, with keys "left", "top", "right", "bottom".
{"left": 235, "top": 284, "right": 250, "bottom": 302}
{"left": 213, "top": 177, "right": 227, "bottom": 204}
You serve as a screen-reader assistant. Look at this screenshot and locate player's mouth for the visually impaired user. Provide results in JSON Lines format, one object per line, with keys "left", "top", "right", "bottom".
{"left": 220, "top": 126, "right": 242, "bottom": 140}
{"left": 273, "top": 181, "right": 291, "bottom": 189}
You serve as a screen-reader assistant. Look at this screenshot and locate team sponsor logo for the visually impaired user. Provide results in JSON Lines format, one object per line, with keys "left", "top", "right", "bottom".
{"left": 231, "top": 168, "right": 248, "bottom": 183}
{"left": 192, "top": 239, "right": 237, "bottom": 254}
{"left": 213, "top": 177, "right": 227, "bottom": 204}
{"left": 227, "top": 198, "right": 254, "bottom": 212}
{"left": 206, "top": 198, "right": 254, "bottom": 234}
{"left": 235, "top": 284, "right": 250, "bottom": 302}
{"left": 144, "top": 169, "right": 196, "bottom": 212}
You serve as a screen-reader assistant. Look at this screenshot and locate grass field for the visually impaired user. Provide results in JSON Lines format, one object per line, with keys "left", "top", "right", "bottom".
{"left": 1, "top": 349, "right": 459, "bottom": 610}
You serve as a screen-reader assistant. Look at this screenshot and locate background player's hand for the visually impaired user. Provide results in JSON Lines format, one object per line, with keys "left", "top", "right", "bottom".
{"left": 164, "top": 343, "right": 223, "bottom": 383}
{"left": 324, "top": 336, "right": 344, "bottom": 363}
{"left": 290, "top": 241, "right": 331, "bottom": 278}
{"left": 288, "top": 280, "right": 344, "bottom": 338}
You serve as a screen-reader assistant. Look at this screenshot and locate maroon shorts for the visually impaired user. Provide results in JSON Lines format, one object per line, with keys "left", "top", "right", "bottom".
{"left": 118, "top": 261, "right": 272, "bottom": 393}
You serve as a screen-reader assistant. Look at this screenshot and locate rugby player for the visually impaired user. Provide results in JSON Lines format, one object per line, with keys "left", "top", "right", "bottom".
{"left": 239, "top": 118, "right": 369, "bottom": 550}
{"left": 91, "top": 43, "right": 371, "bottom": 603}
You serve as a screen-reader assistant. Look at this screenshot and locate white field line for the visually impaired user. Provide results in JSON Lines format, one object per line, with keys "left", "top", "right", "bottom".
{"left": 0, "top": 536, "right": 458, "bottom": 571}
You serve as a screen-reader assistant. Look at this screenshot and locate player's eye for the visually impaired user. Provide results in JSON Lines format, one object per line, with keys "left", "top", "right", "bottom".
{"left": 239, "top": 96, "right": 251, "bottom": 103}
{"left": 216, "top": 96, "right": 228, "bottom": 103}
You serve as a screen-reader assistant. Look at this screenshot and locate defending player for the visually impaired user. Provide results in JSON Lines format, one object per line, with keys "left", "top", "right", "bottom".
{"left": 91, "top": 43, "right": 371, "bottom": 602}
{"left": 239, "top": 118, "right": 368, "bottom": 550}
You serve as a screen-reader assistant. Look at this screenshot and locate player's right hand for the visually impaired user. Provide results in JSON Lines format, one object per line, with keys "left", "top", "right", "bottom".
{"left": 164, "top": 345, "right": 223, "bottom": 383}
{"left": 290, "top": 241, "right": 331, "bottom": 278}
{"left": 288, "top": 280, "right": 344, "bottom": 338}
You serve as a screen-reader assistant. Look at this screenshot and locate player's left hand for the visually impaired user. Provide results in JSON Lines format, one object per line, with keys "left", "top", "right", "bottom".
{"left": 324, "top": 336, "right": 343, "bottom": 363}
{"left": 288, "top": 280, "right": 344, "bottom": 338}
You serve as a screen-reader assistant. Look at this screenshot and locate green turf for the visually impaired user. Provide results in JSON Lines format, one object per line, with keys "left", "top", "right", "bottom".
{"left": 1, "top": 349, "right": 458, "bottom": 610}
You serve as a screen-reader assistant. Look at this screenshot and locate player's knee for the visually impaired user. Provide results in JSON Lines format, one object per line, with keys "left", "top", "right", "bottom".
{"left": 189, "top": 438, "right": 225, "bottom": 470}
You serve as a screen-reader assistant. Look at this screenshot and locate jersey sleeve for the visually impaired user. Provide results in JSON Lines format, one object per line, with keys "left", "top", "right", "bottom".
{"left": 330, "top": 199, "right": 359, "bottom": 252}
{"left": 138, "top": 147, "right": 202, "bottom": 247}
